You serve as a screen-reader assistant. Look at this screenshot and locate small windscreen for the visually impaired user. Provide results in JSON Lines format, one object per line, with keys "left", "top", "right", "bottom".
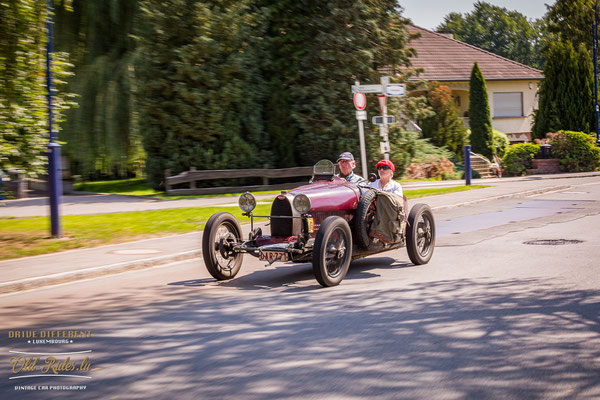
{"left": 313, "top": 159, "right": 335, "bottom": 175}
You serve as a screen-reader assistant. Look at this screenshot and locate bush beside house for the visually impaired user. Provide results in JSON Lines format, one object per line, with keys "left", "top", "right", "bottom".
{"left": 502, "top": 143, "right": 540, "bottom": 176}
{"left": 547, "top": 131, "right": 600, "bottom": 172}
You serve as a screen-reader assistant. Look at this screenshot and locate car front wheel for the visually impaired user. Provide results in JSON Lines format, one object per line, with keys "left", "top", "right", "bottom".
{"left": 406, "top": 204, "right": 435, "bottom": 265}
{"left": 312, "top": 216, "right": 353, "bottom": 287}
{"left": 202, "top": 212, "right": 243, "bottom": 280}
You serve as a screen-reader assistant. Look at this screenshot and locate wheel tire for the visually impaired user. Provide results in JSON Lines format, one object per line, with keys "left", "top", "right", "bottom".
{"left": 354, "top": 189, "right": 377, "bottom": 249}
{"left": 202, "top": 212, "right": 243, "bottom": 280}
{"left": 406, "top": 204, "right": 436, "bottom": 265}
{"left": 312, "top": 216, "right": 353, "bottom": 287}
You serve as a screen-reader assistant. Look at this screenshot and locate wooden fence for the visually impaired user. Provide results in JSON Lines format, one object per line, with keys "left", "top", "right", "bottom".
{"left": 165, "top": 165, "right": 314, "bottom": 195}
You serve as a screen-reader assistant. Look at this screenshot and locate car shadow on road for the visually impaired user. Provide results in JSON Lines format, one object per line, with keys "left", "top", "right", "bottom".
{"left": 167, "top": 256, "right": 416, "bottom": 291}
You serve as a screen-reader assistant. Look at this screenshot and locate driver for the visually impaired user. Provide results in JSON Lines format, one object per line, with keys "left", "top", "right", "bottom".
{"left": 336, "top": 152, "right": 365, "bottom": 183}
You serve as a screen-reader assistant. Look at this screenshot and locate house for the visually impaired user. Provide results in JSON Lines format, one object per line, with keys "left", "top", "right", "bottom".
{"left": 406, "top": 25, "right": 544, "bottom": 143}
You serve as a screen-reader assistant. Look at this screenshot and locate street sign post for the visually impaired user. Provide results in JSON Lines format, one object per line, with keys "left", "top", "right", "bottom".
{"left": 385, "top": 83, "right": 406, "bottom": 97}
{"left": 351, "top": 84, "right": 383, "bottom": 93}
{"left": 351, "top": 76, "right": 406, "bottom": 168}
{"left": 353, "top": 92, "right": 367, "bottom": 110}
{"left": 353, "top": 84, "right": 368, "bottom": 178}
{"left": 372, "top": 116, "right": 396, "bottom": 125}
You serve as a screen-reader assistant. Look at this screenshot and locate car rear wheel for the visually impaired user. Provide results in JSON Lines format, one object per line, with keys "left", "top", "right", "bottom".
{"left": 312, "top": 216, "right": 353, "bottom": 287}
{"left": 202, "top": 212, "right": 243, "bottom": 280}
{"left": 354, "top": 189, "right": 377, "bottom": 249}
{"left": 406, "top": 204, "right": 435, "bottom": 265}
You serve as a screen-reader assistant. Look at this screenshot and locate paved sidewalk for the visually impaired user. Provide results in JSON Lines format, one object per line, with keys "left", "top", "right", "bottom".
{"left": 2, "top": 171, "right": 599, "bottom": 218}
{"left": 1, "top": 171, "right": 598, "bottom": 295}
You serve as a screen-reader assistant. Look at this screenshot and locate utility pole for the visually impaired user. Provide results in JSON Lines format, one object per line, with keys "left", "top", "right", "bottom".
{"left": 46, "top": 0, "right": 62, "bottom": 237}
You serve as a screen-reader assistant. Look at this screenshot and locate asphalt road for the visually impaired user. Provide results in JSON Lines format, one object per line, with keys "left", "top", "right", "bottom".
{"left": 2, "top": 179, "right": 600, "bottom": 399}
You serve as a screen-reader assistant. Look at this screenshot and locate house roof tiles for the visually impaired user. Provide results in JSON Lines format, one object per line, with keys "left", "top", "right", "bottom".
{"left": 407, "top": 25, "right": 543, "bottom": 82}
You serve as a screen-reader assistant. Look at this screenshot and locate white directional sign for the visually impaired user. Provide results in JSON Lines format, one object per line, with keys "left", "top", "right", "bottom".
{"left": 385, "top": 83, "right": 406, "bottom": 97}
{"left": 355, "top": 110, "right": 367, "bottom": 120}
{"left": 372, "top": 116, "right": 396, "bottom": 125}
{"left": 351, "top": 84, "right": 383, "bottom": 93}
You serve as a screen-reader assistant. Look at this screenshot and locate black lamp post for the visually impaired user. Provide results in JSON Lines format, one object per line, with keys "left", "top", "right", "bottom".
{"left": 46, "top": 0, "right": 62, "bottom": 237}
{"left": 595, "top": 0, "right": 600, "bottom": 147}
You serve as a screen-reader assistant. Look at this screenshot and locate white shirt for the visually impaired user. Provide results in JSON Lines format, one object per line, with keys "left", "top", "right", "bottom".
{"left": 369, "top": 179, "right": 403, "bottom": 197}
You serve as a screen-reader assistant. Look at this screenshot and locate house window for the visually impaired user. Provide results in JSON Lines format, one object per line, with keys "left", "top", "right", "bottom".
{"left": 493, "top": 92, "right": 523, "bottom": 117}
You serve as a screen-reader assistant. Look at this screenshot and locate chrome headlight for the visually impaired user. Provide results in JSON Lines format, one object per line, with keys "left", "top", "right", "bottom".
{"left": 239, "top": 192, "right": 256, "bottom": 213}
{"left": 293, "top": 194, "right": 311, "bottom": 214}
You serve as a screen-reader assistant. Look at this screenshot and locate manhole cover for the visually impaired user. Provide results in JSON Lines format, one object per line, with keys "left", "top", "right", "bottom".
{"left": 111, "top": 249, "right": 162, "bottom": 255}
{"left": 523, "top": 239, "right": 584, "bottom": 246}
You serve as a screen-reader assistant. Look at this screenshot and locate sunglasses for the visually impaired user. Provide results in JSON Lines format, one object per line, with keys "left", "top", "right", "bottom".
{"left": 377, "top": 166, "right": 391, "bottom": 170}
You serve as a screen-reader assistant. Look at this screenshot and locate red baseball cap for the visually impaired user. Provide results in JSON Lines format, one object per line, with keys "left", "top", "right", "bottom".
{"left": 375, "top": 159, "right": 395, "bottom": 172}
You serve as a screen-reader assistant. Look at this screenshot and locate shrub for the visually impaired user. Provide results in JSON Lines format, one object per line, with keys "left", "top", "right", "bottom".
{"left": 491, "top": 130, "right": 510, "bottom": 158}
{"left": 547, "top": 131, "right": 600, "bottom": 172}
{"left": 502, "top": 143, "right": 540, "bottom": 176}
{"left": 404, "top": 157, "right": 455, "bottom": 180}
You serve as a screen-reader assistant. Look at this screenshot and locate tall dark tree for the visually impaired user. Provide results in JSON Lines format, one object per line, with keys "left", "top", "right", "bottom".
{"left": 468, "top": 62, "right": 493, "bottom": 160}
{"left": 54, "top": 0, "right": 142, "bottom": 179}
{"left": 0, "top": 0, "right": 75, "bottom": 176}
{"left": 136, "top": 0, "right": 271, "bottom": 189}
{"left": 437, "top": 1, "right": 544, "bottom": 68}
{"left": 260, "top": 0, "right": 419, "bottom": 167}
{"left": 533, "top": 40, "right": 594, "bottom": 138}
{"left": 545, "top": 0, "right": 594, "bottom": 52}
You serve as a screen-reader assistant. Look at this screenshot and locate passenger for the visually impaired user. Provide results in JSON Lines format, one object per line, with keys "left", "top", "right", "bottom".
{"left": 369, "top": 159, "right": 403, "bottom": 197}
{"left": 336, "top": 152, "right": 366, "bottom": 183}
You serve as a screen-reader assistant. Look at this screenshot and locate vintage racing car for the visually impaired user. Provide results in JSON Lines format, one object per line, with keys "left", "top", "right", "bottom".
{"left": 202, "top": 160, "right": 435, "bottom": 287}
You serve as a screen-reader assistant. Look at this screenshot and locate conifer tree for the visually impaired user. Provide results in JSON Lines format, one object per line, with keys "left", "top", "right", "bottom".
{"left": 136, "top": 0, "right": 271, "bottom": 189}
{"left": 468, "top": 62, "right": 493, "bottom": 159}
{"left": 533, "top": 40, "right": 594, "bottom": 138}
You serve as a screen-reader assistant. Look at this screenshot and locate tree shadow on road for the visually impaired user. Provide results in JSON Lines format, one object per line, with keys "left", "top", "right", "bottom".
{"left": 2, "top": 277, "right": 599, "bottom": 399}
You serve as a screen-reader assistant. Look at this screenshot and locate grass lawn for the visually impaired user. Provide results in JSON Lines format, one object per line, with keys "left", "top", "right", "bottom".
{"left": 1, "top": 185, "right": 490, "bottom": 260}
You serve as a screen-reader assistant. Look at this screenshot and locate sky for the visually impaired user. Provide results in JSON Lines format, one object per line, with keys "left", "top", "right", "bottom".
{"left": 400, "top": 0, "right": 556, "bottom": 31}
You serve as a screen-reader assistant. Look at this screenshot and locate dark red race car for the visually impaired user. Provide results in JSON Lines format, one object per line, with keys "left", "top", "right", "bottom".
{"left": 202, "top": 160, "right": 435, "bottom": 287}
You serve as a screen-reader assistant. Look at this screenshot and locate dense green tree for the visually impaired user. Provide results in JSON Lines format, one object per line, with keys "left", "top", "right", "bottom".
{"left": 468, "top": 62, "right": 493, "bottom": 160}
{"left": 54, "top": 0, "right": 142, "bottom": 179}
{"left": 545, "top": 0, "right": 594, "bottom": 52}
{"left": 0, "top": 0, "right": 75, "bottom": 176}
{"left": 419, "top": 82, "right": 468, "bottom": 157}
{"left": 261, "top": 0, "right": 419, "bottom": 167}
{"left": 136, "top": 0, "right": 271, "bottom": 189}
{"left": 532, "top": 40, "right": 594, "bottom": 139}
{"left": 437, "top": 1, "right": 544, "bottom": 68}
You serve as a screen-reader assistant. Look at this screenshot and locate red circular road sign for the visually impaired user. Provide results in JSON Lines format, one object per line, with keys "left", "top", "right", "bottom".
{"left": 353, "top": 92, "right": 367, "bottom": 110}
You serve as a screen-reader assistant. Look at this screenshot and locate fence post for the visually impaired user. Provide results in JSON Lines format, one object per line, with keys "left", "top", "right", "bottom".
{"left": 464, "top": 145, "right": 472, "bottom": 186}
{"left": 190, "top": 167, "right": 196, "bottom": 189}
{"left": 165, "top": 169, "right": 171, "bottom": 194}
{"left": 263, "top": 164, "right": 269, "bottom": 186}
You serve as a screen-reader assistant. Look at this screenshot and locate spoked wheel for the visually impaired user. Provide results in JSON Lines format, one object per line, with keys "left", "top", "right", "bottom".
{"left": 202, "top": 212, "right": 243, "bottom": 280}
{"left": 312, "top": 216, "right": 353, "bottom": 287}
{"left": 406, "top": 204, "right": 435, "bottom": 265}
{"left": 354, "top": 189, "right": 377, "bottom": 249}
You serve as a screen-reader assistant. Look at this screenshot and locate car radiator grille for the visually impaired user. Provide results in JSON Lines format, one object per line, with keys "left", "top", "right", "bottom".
{"left": 271, "top": 197, "right": 293, "bottom": 236}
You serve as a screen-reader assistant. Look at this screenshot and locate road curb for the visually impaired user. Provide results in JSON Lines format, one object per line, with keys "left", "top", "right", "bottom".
{"left": 430, "top": 185, "right": 571, "bottom": 211}
{"left": 0, "top": 249, "right": 202, "bottom": 296}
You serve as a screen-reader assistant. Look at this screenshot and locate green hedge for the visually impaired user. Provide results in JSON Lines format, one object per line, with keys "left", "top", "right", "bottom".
{"left": 548, "top": 131, "right": 600, "bottom": 172}
{"left": 502, "top": 143, "right": 540, "bottom": 176}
